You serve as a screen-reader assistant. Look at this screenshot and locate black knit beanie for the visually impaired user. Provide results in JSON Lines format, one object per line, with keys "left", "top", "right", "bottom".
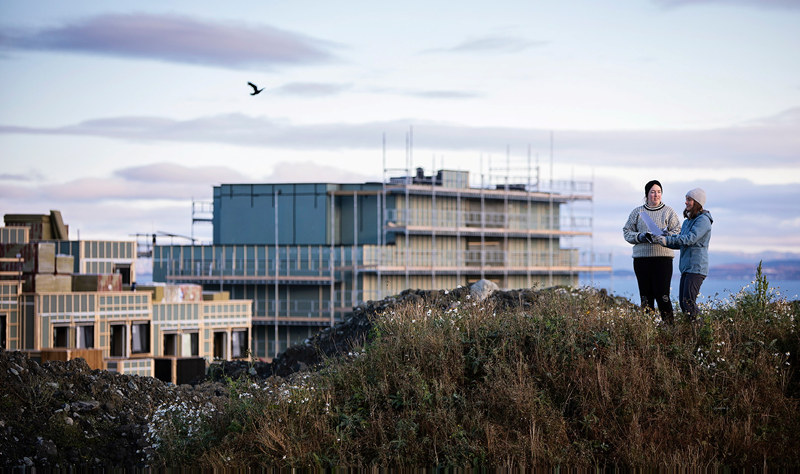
{"left": 645, "top": 180, "right": 662, "bottom": 195}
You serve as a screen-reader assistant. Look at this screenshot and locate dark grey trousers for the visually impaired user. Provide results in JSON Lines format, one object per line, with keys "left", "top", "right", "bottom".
{"left": 679, "top": 272, "right": 706, "bottom": 320}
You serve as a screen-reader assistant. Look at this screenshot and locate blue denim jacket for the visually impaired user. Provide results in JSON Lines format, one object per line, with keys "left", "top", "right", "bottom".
{"left": 665, "top": 211, "right": 713, "bottom": 276}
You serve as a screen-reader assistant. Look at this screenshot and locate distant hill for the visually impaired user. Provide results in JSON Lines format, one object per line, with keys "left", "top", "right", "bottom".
{"left": 611, "top": 260, "right": 800, "bottom": 280}
{"left": 709, "top": 260, "right": 800, "bottom": 280}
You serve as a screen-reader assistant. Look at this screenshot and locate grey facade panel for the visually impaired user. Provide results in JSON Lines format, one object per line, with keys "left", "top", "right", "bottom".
{"left": 213, "top": 184, "right": 330, "bottom": 245}
{"left": 293, "top": 192, "right": 327, "bottom": 244}
{"left": 214, "top": 183, "right": 386, "bottom": 246}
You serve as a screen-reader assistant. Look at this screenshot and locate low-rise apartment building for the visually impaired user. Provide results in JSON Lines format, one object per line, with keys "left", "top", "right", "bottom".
{"left": 0, "top": 212, "right": 252, "bottom": 381}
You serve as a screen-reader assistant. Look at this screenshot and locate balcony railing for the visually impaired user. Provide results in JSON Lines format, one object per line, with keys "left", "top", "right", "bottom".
{"left": 155, "top": 246, "right": 339, "bottom": 280}
{"left": 385, "top": 208, "right": 592, "bottom": 232}
{"left": 255, "top": 290, "right": 368, "bottom": 320}
{"left": 166, "top": 259, "right": 333, "bottom": 278}
{"left": 258, "top": 298, "right": 334, "bottom": 319}
{"left": 156, "top": 245, "right": 610, "bottom": 280}
{"left": 361, "top": 247, "right": 582, "bottom": 269}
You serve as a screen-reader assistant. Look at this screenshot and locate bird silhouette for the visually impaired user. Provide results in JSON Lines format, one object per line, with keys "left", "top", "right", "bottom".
{"left": 248, "top": 82, "right": 264, "bottom": 95}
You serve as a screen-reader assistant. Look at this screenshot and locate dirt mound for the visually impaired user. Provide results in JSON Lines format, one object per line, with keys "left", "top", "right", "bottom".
{"left": 0, "top": 349, "right": 232, "bottom": 468}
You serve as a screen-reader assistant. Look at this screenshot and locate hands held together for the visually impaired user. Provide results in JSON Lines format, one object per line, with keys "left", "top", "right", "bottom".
{"left": 638, "top": 232, "right": 667, "bottom": 246}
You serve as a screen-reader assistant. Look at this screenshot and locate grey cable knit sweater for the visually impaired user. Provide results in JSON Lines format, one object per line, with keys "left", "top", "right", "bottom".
{"left": 623, "top": 203, "right": 681, "bottom": 258}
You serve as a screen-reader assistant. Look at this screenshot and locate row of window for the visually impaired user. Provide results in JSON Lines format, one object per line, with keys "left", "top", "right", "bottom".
{"left": 51, "top": 323, "right": 249, "bottom": 360}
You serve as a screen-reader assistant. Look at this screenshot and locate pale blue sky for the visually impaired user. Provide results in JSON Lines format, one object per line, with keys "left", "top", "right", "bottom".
{"left": 1, "top": 0, "right": 799, "bottom": 265}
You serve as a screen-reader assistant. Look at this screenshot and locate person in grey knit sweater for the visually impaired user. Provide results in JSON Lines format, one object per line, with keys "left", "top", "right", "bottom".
{"left": 623, "top": 180, "right": 681, "bottom": 323}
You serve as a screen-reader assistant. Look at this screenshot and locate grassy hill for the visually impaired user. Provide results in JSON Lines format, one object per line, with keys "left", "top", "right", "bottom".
{"left": 146, "top": 270, "right": 800, "bottom": 469}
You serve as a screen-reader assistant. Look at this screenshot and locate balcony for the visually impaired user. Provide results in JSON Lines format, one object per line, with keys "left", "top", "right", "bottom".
{"left": 384, "top": 208, "right": 593, "bottom": 236}
{"left": 360, "top": 247, "right": 596, "bottom": 273}
{"left": 155, "top": 246, "right": 337, "bottom": 284}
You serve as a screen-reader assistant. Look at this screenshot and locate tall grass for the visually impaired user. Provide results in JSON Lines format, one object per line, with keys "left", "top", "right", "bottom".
{"left": 148, "top": 272, "right": 800, "bottom": 469}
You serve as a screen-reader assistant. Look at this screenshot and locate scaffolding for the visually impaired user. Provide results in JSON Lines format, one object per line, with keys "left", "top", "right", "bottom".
{"left": 371, "top": 136, "right": 598, "bottom": 301}
{"left": 191, "top": 200, "right": 214, "bottom": 243}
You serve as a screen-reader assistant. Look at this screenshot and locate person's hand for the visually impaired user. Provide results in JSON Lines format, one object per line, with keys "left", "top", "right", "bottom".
{"left": 653, "top": 235, "right": 667, "bottom": 246}
{"left": 637, "top": 232, "right": 648, "bottom": 243}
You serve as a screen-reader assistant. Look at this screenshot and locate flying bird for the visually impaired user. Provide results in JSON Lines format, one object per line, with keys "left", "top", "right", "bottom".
{"left": 248, "top": 82, "right": 264, "bottom": 95}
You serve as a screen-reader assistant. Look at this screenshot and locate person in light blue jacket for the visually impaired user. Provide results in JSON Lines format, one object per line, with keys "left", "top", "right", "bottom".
{"left": 654, "top": 188, "right": 712, "bottom": 321}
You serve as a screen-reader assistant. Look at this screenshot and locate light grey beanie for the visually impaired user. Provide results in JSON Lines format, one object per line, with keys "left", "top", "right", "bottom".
{"left": 686, "top": 188, "right": 706, "bottom": 207}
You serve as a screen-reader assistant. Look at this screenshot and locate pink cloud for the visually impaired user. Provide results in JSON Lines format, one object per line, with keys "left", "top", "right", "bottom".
{"left": 6, "top": 13, "right": 339, "bottom": 69}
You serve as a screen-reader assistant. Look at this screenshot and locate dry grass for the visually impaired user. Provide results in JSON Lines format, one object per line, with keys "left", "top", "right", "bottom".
{"left": 152, "top": 277, "right": 800, "bottom": 469}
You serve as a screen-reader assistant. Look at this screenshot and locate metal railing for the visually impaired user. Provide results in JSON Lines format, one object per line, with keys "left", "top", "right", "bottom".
{"left": 156, "top": 246, "right": 340, "bottom": 279}
{"left": 361, "top": 247, "right": 581, "bottom": 269}
{"left": 478, "top": 176, "right": 594, "bottom": 195}
{"left": 157, "top": 246, "right": 609, "bottom": 279}
{"left": 384, "top": 208, "right": 593, "bottom": 232}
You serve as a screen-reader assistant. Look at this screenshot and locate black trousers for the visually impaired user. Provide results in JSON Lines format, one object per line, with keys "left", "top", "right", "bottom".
{"left": 633, "top": 257, "right": 674, "bottom": 322}
{"left": 679, "top": 272, "right": 706, "bottom": 320}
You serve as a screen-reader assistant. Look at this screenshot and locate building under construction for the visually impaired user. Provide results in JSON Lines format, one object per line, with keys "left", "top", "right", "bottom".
{"left": 153, "top": 164, "right": 611, "bottom": 360}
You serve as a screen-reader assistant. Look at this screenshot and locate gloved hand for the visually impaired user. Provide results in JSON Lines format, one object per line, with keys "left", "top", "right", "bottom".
{"left": 652, "top": 235, "right": 667, "bottom": 246}
{"left": 637, "top": 232, "right": 648, "bottom": 243}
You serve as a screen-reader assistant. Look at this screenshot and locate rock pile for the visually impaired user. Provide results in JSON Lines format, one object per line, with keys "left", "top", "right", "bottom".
{"left": 0, "top": 349, "right": 231, "bottom": 468}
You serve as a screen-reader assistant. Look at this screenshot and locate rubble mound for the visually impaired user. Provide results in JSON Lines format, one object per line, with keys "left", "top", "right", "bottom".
{"left": 0, "top": 349, "right": 231, "bottom": 468}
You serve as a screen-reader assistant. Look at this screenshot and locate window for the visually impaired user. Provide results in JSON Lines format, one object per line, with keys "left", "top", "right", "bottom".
{"left": 131, "top": 322, "right": 150, "bottom": 354}
{"left": 76, "top": 325, "right": 94, "bottom": 349}
{"left": 110, "top": 324, "right": 126, "bottom": 357}
{"left": 163, "top": 333, "right": 177, "bottom": 356}
{"left": 0, "top": 314, "right": 6, "bottom": 350}
{"left": 53, "top": 326, "right": 69, "bottom": 348}
{"left": 114, "top": 264, "right": 131, "bottom": 284}
{"left": 231, "top": 330, "right": 248, "bottom": 358}
{"left": 181, "top": 332, "right": 199, "bottom": 357}
{"left": 213, "top": 331, "right": 227, "bottom": 360}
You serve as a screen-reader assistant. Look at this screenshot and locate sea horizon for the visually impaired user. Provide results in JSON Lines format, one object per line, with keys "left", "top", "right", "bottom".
{"left": 581, "top": 274, "right": 800, "bottom": 305}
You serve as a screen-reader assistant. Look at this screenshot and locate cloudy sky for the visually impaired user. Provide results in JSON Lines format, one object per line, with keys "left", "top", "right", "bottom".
{"left": 1, "top": 0, "right": 798, "bottom": 271}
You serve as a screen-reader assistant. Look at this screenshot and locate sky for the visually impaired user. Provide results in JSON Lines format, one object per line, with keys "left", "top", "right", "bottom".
{"left": 1, "top": 0, "right": 799, "bottom": 272}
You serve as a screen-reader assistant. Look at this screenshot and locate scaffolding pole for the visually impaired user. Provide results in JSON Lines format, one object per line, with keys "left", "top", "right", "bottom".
{"left": 527, "top": 146, "right": 533, "bottom": 288}
{"left": 273, "top": 188, "right": 279, "bottom": 359}
{"left": 329, "top": 190, "right": 335, "bottom": 326}
{"left": 548, "top": 132, "right": 554, "bottom": 286}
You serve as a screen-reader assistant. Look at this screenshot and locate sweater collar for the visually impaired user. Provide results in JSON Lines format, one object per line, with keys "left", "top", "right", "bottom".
{"left": 644, "top": 202, "right": 665, "bottom": 211}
